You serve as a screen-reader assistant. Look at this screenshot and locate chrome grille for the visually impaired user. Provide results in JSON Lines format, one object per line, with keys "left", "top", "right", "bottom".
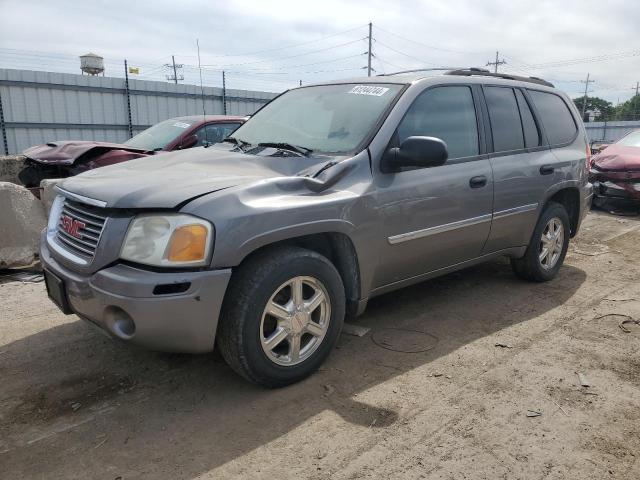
{"left": 55, "top": 198, "right": 107, "bottom": 260}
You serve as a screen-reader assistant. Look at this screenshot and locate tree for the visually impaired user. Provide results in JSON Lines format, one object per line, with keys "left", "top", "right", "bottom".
{"left": 614, "top": 95, "right": 640, "bottom": 121}
{"left": 572, "top": 96, "right": 615, "bottom": 121}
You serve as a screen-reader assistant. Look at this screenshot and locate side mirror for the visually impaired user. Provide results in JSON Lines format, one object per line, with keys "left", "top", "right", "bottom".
{"left": 383, "top": 136, "right": 448, "bottom": 171}
{"left": 179, "top": 134, "right": 198, "bottom": 149}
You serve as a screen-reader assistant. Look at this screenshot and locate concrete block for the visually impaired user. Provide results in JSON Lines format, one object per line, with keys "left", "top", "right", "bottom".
{"left": 0, "top": 182, "right": 47, "bottom": 269}
{"left": 0, "top": 155, "right": 26, "bottom": 184}
{"left": 40, "top": 178, "right": 65, "bottom": 215}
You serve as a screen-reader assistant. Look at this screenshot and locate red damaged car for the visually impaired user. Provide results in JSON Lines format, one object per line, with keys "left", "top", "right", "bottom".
{"left": 590, "top": 130, "right": 640, "bottom": 207}
{"left": 19, "top": 115, "right": 245, "bottom": 188}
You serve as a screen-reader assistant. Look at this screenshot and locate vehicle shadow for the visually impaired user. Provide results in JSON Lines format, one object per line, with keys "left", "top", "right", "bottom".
{"left": 0, "top": 258, "right": 586, "bottom": 478}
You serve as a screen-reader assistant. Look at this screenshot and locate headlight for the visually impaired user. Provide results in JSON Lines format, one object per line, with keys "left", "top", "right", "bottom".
{"left": 120, "top": 214, "right": 213, "bottom": 267}
{"left": 47, "top": 195, "right": 65, "bottom": 237}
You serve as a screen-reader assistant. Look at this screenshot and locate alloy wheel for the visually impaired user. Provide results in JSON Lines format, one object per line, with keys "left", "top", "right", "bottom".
{"left": 539, "top": 217, "right": 564, "bottom": 269}
{"left": 259, "top": 276, "right": 331, "bottom": 366}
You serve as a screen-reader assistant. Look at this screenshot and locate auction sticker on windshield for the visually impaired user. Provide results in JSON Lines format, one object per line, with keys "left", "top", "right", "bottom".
{"left": 348, "top": 85, "right": 390, "bottom": 96}
{"left": 173, "top": 122, "right": 191, "bottom": 129}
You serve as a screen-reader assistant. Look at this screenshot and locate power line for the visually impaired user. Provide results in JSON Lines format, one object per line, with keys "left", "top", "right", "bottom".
{"left": 198, "top": 53, "right": 366, "bottom": 72}
{"left": 200, "top": 38, "right": 366, "bottom": 68}
{"left": 373, "top": 25, "right": 478, "bottom": 55}
{"left": 190, "top": 24, "right": 368, "bottom": 59}
{"left": 373, "top": 39, "right": 438, "bottom": 66}
{"left": 507, "top": 49, "right": 640, "bottom": 70}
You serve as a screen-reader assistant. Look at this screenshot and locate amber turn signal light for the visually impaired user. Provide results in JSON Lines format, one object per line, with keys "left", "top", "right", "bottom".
{"left": 167, "top": 224, "right": 208, "bottom": 262}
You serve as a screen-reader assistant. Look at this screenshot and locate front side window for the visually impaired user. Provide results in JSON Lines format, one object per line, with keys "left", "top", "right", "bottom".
{"left": 396, "top": 86, "right": 479, "bottom": 159}
{"left": 124, "top": 119, "right": 196, "bottom": 151}
{"left": 528, "top": 90, "right": 578, "bottom": 145}
{"left": 229, "top": 83, "right": 404, "bottom": 154}
{"left": 485, "top": 87, "right": 525, "bottom": 152}
{"left": 194, "top": 123, "right": 240, "bottom": 146}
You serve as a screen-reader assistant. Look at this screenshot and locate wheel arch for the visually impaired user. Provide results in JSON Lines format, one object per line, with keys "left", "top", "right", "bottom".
{"left": 544, "top": 185, "right": 581, "bottom": 237}
{"left": 230, "top": 228, "right": 362, "bottom": 317}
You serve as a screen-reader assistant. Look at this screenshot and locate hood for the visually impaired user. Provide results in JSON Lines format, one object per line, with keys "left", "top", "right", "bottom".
{"left": 58, "top": 144, "right": 334, "bottom": 209}
{"left": 23, "top": 140, "right": 148, "bottom": 165}
{"left": 593, "top": 144, "right": 640, "bottom": 172}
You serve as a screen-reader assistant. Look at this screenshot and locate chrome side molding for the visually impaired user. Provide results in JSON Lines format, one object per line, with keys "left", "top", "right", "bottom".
{"left": 388, "top": 214, "right": 492, "bottom": 245}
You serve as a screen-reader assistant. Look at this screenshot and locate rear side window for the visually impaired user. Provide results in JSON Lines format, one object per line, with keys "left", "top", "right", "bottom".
{"left": 484, "top": 87, "right": 524, "bottom": 152}
{"left": 528, "top": 90, "right": 578, "bottom": 145}
{"left": 515, "top": 90, "right": 540, "bottom": 148}
{"left": 396, "top": 86, "right": 479, "bottom": 159}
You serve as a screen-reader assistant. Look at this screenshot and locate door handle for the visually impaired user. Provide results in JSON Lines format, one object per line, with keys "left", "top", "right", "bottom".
{"left": 540, "top": 165, "right": 555, "bottom": 175}
{"left": 469, "top": 175, "right": 487, "bottom": 188}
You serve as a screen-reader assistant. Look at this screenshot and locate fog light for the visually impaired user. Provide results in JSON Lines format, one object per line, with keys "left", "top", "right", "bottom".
{"left": 104, "top": 306, "right": 136, "bottom": 339}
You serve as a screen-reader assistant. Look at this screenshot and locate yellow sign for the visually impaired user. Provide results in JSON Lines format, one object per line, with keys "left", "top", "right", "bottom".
{"left": 128, "top": 66, "right": 140, "bottom": 75}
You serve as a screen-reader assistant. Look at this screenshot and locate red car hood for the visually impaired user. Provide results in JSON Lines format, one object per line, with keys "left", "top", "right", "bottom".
{"left": 23, "top": 140, "right": 149, "bottom": 165}
{"left": 592, "top": 144, "right": 640, "bottom": 172}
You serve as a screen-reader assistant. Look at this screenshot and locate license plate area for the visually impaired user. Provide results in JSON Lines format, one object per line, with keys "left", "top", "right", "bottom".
{"left": 44, "top": 269, "right": 73, "bottom": 314}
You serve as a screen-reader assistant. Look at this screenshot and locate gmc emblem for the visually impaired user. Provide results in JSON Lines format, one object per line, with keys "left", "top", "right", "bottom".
{"left": 61, "top": 215, "right": 85, "bottom": 239}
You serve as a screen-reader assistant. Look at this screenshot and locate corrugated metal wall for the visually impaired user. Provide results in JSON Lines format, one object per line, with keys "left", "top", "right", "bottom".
{"left": 0, "top": 68, "right": 279, "bottom": 154}
{"left": 584, "top": 121, "right": 640, "bottom": 143}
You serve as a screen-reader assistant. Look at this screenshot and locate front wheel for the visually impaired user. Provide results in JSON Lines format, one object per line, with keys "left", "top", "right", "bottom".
{"left": 216, "top": 246, "right": 345, "bottom": 387}
{"left": 511, "top": 202, "right": 570, "bottom": 282}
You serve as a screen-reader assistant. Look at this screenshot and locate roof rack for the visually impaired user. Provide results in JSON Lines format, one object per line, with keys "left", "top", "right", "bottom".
{"left": 378, "top": 67, "right": 467, "bottom": 76}
{"left": 445, "top": 68, "right": 554, "bottom": 87}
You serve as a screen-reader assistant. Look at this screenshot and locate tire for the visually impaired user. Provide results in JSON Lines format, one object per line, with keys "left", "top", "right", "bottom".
{"left": 511, "top": 201, "right": 570, "bottom": 282}
{"left": 216, "top": 246, "right": 345, "bottom": 388}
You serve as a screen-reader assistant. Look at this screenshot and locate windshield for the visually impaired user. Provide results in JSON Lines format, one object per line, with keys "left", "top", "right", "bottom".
{"left": 229, "top": 83, "right": 404, "bottom": 154}
{"left": 124, "top": 118, "right": 196, "bottom": 150}
{"left": 617, "top": 131, "right": 640, "bottom": 148}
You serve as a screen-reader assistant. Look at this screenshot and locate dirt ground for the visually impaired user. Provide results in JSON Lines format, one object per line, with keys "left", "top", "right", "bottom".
{"left": 1, "top": 210, "right": 639, "bottom": 479}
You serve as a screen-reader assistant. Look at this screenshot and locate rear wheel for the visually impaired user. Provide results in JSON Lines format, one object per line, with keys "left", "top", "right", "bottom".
{"left": 511, "top": 202, "right": 570, "bottom": 282}
{"left": 216, "top": 246, "right": 345, "bottom": 387}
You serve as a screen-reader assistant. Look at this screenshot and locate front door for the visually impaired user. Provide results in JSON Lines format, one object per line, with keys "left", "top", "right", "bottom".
{"left": 372, "top": 85, "right": 494, "bottom": 289}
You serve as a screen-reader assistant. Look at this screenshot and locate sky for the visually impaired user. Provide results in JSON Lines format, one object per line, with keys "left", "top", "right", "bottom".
{"left": 0, "top": 0, "right": 638, "bottom": 103}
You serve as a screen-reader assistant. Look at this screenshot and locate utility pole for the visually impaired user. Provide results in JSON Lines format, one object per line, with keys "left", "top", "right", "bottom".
{"left": 367, "top": 22, "right": 372, "bottom": 77}
{"left": 222, "top": 70, "right": 227, "bottom": 115}
{"left": 165, "top": 55, "right": 184, "bottom": 84}
{"left": 581, "top": 73, "right": 595, "bottom": 118}
{"left": 486, "top": 51, "right": 506, "bottom": 73}
{"left": 632, "top": 81, "right": 639, "bottom": 97}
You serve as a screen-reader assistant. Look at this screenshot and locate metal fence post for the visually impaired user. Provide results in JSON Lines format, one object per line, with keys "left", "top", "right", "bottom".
{"left": 222, "top": 70, "right": 227, "bottom": 115}
{"left": 124, "top": 60, "right": 133, "bottom": 138}
{"left": 0, "top": 89, "right": 8, "bottom": 154}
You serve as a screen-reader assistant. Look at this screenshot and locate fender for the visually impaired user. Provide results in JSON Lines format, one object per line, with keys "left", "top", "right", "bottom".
{"left": 228, "top": 219, "right": 357, "bottom": 267}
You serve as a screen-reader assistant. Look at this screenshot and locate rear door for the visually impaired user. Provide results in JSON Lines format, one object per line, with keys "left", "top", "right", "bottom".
{"left": 372, "top": 84, "right": 494, "bottom": 289}
{"left": 482, "top": 85, "right": 558, "bottom": 253}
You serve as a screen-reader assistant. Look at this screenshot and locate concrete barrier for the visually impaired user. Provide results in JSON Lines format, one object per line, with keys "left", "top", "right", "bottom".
{"left": 0, "top": 155, "right": 26, "bottom": 184}
{"left": 40, "top": 178, "right": 65, "bottom": 216}
{"left": 0, "top": 182, "right": 46, "bottom": 269}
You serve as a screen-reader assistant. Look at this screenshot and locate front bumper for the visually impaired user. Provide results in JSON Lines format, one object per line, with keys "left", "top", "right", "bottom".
{"left": 591, "top": 180, "right": 640, "bottom": 202}
{"left": 41, "top": 236, "right": 231, "bottom": 353}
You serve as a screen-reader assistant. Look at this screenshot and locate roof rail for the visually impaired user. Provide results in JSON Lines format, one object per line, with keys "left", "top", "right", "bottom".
{"left": 445, "top": 69, "right": 554, "bottom": 87}
{"left": 378, "top": 67, "right": 467, "bottom": 76}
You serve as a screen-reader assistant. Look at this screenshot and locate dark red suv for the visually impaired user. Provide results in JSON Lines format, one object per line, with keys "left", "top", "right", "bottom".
{"left": 19, "top": 115, "right": 246, "bottom": 188}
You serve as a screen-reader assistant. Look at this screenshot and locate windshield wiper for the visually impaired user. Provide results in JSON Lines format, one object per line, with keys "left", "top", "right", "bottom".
{"left": 257, "top": 142, "right": 313, "bottom": 156}
{"left": 222, "top": 137, "right": 251, "bottom": 152}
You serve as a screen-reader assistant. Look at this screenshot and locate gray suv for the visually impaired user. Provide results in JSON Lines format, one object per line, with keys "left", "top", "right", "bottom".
{"left": 42, "top": 69, "right": 593, "bottom": 387}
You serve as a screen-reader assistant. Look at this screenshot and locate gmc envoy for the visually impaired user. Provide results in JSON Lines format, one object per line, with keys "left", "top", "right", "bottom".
{"left": 42, "top": 69, "right": 593, "bottom": 387}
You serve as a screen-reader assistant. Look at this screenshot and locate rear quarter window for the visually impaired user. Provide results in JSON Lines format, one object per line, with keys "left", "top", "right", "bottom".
{"left": 528, "top": 90, "right": 578, "bottom": 145}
